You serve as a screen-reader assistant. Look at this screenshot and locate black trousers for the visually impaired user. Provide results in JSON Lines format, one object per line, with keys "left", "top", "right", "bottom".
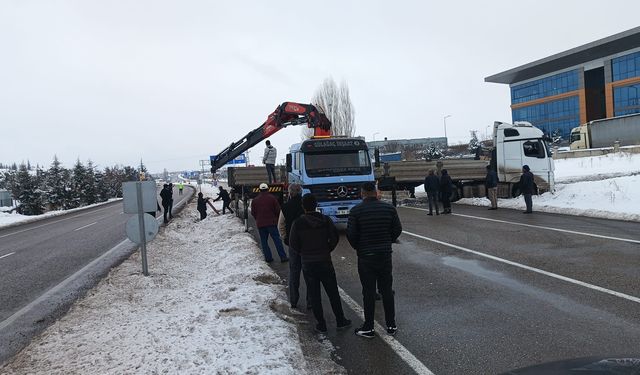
{"left": 222, "top": 200, "right": 234, "bottom": 214}
{"left": 266, "top": 164, "right": 276, "bottom": 184}
{"left": 288, "top": 247, "right": 311, "bottom": 307}
{"left": 427, "top": 192, "right": 439, "bottom": 214}
{"left": 198, "top": 209, "right": 206, "bottom": 220}
{"left": 302, "top": 261, "right": 346, "bottom": 326}
{"left": 162, "top": 203, "right": 170, "bottom": 222}
{"left": 441, "top": 191, "right": 451, "bottom": 211}
{"left": 358, "top": 254, "right": 395, "bottom": 329}
{"left": 524, "top": 193, "right": 533, "bottom": 212}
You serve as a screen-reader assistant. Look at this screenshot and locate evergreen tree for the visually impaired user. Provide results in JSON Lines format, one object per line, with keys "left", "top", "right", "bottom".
{"left": 468, "top": 130, "right": 480, "bottom": 153}
{"left": 94, "top": 169, "right": 109, "bottom": 202}
{"left": 82, "top": 160, "right": 98, "bottom": 205}
{"left": 16, "top": 163, "right": 44, "bottom": 215}
{"left": 69, "top": 159, "right": 87, "bottom": 208}
{"left": 45, "top": 155, "right": 68, "bottom": 210}
{"left": 425, "top": 143, "right": 444, "bottom": 160}
{"left": 11, "top": 163, "right": 17, "bottom": 171}
{"left": 61, "top": 168, "right": 75, "bottom": 209}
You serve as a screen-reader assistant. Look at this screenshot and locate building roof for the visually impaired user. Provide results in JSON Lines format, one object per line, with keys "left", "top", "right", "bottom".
{"left": 485, "top": 26, "right": 640, "bottom": 85}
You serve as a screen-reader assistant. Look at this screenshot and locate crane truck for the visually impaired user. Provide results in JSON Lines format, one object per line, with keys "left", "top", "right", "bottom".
{"left": 210, "top": 102, "right": 374, "bottom": 226}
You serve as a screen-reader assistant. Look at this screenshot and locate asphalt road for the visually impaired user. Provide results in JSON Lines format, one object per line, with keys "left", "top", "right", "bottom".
{"left": 254, "top": 202, "right": 640, "bottom": 374}
{"left": 0, "top": 186, "right": 193, "bottom": 363}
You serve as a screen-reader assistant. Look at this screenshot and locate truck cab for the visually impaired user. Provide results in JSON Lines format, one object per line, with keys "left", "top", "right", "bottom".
{"left": 494, "top": 121, "right": 555, "bottom": 193}
{"left": 287, "top": 137, "right": 374, "bottom": 224}
{"left": 569, "top": 125, "right": 589, "bottom": 150}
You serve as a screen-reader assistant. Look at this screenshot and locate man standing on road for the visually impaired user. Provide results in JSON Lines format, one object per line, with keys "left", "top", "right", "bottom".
{"left": 251, "top": 183, "right": 288, "bottom": 263}
{"left": 278, "top": 183, "right": 312, "bottom": 309}
{"left": 486, "top": 165, "right": 499, "bottom": 210}
{"left": 519, "top": 165, "right": 535, "bottom": 214}
{"left": 178, "top": 182, "right": 184, "bottom": 196}
{"left": 439, "top": 169, "right": 453, "bottom": 214}
{"left": 160, "top": 184, "right": 172, "bottom": 223}
{"left": 347, "top": 182, "right": 402, "bottom": 338}
{"left": 424, "top": 170, "right": 440, "bottom": 215}
{"left": 263, "top": 140, "right": 277, "bottom": 184}
{"left": 168, "top": 183, "right": 174, "bottom": 219}
{"left": 213, "top": 186, "right": 234, "bottom": 214}
{"left": 290, "top": 193, "right": 351, "bottom": 333}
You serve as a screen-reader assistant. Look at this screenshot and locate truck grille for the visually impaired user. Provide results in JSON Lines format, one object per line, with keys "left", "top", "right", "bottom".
{"left": 305, "top": 183, "right": 362, "bottom": 201}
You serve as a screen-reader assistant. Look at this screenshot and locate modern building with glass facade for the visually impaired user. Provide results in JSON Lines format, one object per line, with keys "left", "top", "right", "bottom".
{"left": 486, "top": 27, "right": 640, "bottom": 139}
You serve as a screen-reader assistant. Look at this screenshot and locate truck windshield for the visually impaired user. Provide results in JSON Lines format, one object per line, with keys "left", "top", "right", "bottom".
{"left": 570, "top": 131, "right": 581, "bottom": 143}
{"left": 304, "top": 150, "right": 371, "bottom": 177}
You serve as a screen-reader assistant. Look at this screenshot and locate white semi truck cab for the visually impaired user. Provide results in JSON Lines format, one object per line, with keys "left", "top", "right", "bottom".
{"left": 494, "top": 121, "right": 555, "bottom": 194}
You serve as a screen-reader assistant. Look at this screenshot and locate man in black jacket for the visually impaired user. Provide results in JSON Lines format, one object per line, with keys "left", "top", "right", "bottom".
{"left": 213, "top": 186, "right": 234, "bottom": 214}
{"left": 290, "top": 194, "right": 351, "bottom": 333}
{"left": 519, "top": 165, "right": 535, "bottom": 213}
{"left": 486, "top": 165, "right": 499, "bottom": 210}
{"left": 160, "top": 184, "right": 172, "bottom": 223}
{"left": 347, "top": 182, "right": 402, "bottom": 338}
{"left": 278, "top": 184, "right": 311, "bottom": 309}
{"left": 424, "top": 170, "right": 440, "bottom": 215}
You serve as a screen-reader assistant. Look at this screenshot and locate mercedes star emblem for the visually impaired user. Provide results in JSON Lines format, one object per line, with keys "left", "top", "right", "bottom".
{"left": 337, "top": 186, "right": 348, "bottom": 197}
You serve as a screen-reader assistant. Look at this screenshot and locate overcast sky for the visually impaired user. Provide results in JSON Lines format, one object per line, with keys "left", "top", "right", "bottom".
{"left": 1, "top": 1, "right": 639, "bottom": 173}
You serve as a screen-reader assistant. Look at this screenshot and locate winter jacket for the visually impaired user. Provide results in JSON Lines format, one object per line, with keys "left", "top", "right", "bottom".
{"left": 439, "top": 173, "right": 453, "bottom": 194}
{"left": 160, "top": 187, "right": 172, "bottom": 206}
{"left": 279, "top": 195, "right": 304, "bottom": 246}
{"left": 214, "top": 188, "right": 231, "bottom": 203}
{"left": 251, "top": 192, "right": 281, "bottom": 228}
{"left": 197, "top": 196, "right": 207, "bottom": 212}
{"left": 289, "top": 212, "right": 339, "bottom": 263}
{"left": 485, "top": 170, "right": 499, "bottom": 189}
{"left": 263, "top": 145, "right": 277, "bottom": 165}
{"left": 346, "top": 197, "right": 402, "bottom": 257}
{"left": 519, "top": 171, "right": 535, "bottom": 195}
{"left": 424, "top": 175, "right": 440, "bottom": 193}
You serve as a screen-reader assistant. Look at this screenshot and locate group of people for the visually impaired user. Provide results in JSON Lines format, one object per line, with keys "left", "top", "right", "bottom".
{"left": 424, "top": 164, "right": 536, "bottom": 214}
{"left": 252, "top": 181, "right": 402, "bottom": 338}
{"left": 196, "top": 186, "right": 234, "bottom": 220}
{"left": 423, "top": 169, "right": 454, "bottom": 215}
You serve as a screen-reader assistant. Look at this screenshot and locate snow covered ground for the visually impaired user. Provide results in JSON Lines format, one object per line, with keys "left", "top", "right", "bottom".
{"left": 415, "top": 152, "right": 640, "bottom": 221}
{"left": 1, "top": 187, "right": 312, "bottom": 374}
{"left": 0, "top": 198, "right": 122, "bottom": 228}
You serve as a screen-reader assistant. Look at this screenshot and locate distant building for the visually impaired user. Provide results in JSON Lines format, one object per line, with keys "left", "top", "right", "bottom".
{"left": 367, "top": 137, "right": 448, "bottom": 161}
{"left": 486, "top": 26, "right": 640, "bottom": 139}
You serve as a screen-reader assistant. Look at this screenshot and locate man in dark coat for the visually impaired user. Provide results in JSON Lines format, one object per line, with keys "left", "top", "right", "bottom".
{"left": 424, "top": 169, "right": 440, "bottom": 215}
{"left": 347, "top": 182, "right": 402, "bottom": 338}
{"left": 519, "top": 165, "right": 535, "bottom": 214}
{"left": 213, "top": 186, "right": 234, "bottom": 214}
{"left": 278, "top": 183, "right": 312, "bottom": 309}
{"left": 290, "top": 194, "right": 351, "bottom": 333}
{"left": 251, "top": 183, "right": 288, "bottom": 263}
{"left": 439, "top": 169, "right": 453, "bottom": 214}
{"left": 486, "top": 165, "right": 499, "bottom": 210}
{"left": 160, "top": 184, "right": 172, "bottom": 223}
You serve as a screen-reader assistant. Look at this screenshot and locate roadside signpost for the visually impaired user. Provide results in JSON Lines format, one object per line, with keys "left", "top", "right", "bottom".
{"left": 122, "top": 181, "right": 159, "bottom": 276}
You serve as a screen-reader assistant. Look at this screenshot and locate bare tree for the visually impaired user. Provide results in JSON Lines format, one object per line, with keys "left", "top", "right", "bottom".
{"left": 302, "top": 77, "right": 355, "bottom": 139}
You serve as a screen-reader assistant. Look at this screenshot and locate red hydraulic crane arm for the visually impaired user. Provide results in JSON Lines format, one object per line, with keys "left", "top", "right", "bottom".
{"left": 210, "top": 102, "right": 331, "bottom": 173}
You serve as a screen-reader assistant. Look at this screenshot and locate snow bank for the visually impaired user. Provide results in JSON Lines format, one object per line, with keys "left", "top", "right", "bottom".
{"left": 0, "top": 198, "right": 123, "bottom": 229}
{"left": 554, "top": 152, "right": 640, "bottom": 182}
{"left": 1, "top": 196, "right": 307, "bottom": 374}
{"left": 458, "top": 175, "right": 640, "bottom": 221}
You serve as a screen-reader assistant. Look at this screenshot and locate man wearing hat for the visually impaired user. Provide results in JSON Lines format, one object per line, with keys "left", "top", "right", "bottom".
{"left": 251, "top": 183, "right": 288, "bottom": 263}
{"left": 519, "top": 165, "right": 534, "bottom": 214}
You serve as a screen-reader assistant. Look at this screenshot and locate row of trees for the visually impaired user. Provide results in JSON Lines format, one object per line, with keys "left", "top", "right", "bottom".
{"left": 0, "top": 156, "right": 147, "bottom": 215}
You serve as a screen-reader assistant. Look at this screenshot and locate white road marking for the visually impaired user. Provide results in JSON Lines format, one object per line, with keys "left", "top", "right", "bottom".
{"left": 402, "top": 206, "right": 640, "bottom": 245}
{"left": 74, "top": 222, "right": 98, "bottom": 231}
{"left": 402, "top": 230, "right": 640, "bottom": 304}
{"left": 0, "top": 205, "right": 116, "bottom": 239}
{"left": 338, "top": 286, "right": 435, "bottom": 375}
{"left": 0, "top": 239, "right": 132, "bottom": 331}
{"left": 0, "top": 252, "right": 15, "bottom": 260}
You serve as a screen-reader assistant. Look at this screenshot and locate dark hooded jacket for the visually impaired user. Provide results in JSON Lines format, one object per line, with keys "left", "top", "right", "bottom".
{"left": 214, "top": 188, "right": 231, "bottom": 203}
{"left": 346, "top": 197, "right": 402, "bottom": 257}
{"left": 519, "top": 170, "right": 535, "bottom": 195}
{"left": 289, "top": 212, "right": 339, "bottom": 263}
{"left": 280, "top": 195, "right": 304, "bottom": 245}
{"left": 424, "top": 175, "right": 440, "bottom": 193}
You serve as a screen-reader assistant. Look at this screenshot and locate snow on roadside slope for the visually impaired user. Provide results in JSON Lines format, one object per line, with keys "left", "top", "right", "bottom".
{"left": 554, "top": 152, "right": 640, "bottom": 182}
{"left": 1, "top": 198, "right": 306, "bottom": 374}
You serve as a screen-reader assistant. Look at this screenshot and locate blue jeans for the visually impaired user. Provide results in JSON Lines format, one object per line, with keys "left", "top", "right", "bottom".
{"left": 266, "top": 164, "right": 276, "bottom": 184}
{"left": 258, "top": 226, "right": 287, "bottom": 261}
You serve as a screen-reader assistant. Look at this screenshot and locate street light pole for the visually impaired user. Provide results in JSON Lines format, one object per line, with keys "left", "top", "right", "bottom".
{"left": 373, "top": 132, "right": 380, "bottom": 142}
{"left": 443, "top": 115, "right": 452, "bottom": 139}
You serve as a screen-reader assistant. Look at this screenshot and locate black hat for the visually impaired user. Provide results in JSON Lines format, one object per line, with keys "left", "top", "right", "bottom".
{"left": 523, "top": 165, "right": 530, "bottom": 171}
